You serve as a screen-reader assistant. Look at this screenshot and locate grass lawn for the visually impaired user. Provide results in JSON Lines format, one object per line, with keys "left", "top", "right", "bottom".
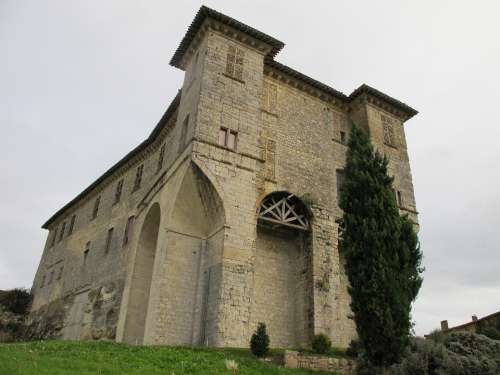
{"left": 0, "top": 340, "right": 333, "bottom": 375}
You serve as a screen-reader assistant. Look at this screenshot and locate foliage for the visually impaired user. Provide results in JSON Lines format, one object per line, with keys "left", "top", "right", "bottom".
{"left": 478, "top": 324, "right": 500, "bottom": 340}
{"left": 0, "top": 341, "right": 330, "bottom": 375}
{"left": 345, "top": 339, "right": 361, "bottom": 358}
{"left": 250, "top": 322, "right": 270, "bottom": 357}
{"left": 311, "top": 334, "right": 332, "bottom": 354}
{"left": 339, "top": 124, "right": 424, "bottom": 366}
{"left": 356, "top": 332, "right": 500, "bottom": 375}
{"left": 0, "top": 288, "right": 32, "bottom": 315}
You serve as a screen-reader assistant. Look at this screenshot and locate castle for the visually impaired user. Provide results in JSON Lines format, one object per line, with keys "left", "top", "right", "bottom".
{"left": 30, "top": 6, "right": 418, "bottom": 348}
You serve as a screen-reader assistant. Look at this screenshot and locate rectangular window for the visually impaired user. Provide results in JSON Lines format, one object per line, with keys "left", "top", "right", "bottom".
{"left": 50, "top": 227, "right": 58, "bottom": 247}
{"left": 340, "top": 131, "right": 346, "bottom": 144}
{"left": 59, "top": 222, "right": 66, "bottom": 242}
{"left": 178, "top": 115, "right": 189, "bottom": 153}
{"left": 68, "top": 215, "right": 76, "bottom": 236}
{"left": 381, "top": 114, "right": 396, "bottom": 147}
{"left": 157, "top": 144, "right": 165, "bottom": 172}
{"left": 397, "top": 191, "right": 403, "bottom": 207}
{"left": 114, "top": 179, "right": 124, "bottom": 204}
{"left": 123, "top": 216, "right": 135, "bottom": 246}
{"left": 48, "top": 270, "right": 54, "bottom": 285}
{"left": 40, "top": 274, "right": 46, "bottom": 288}
{"left": 57, "top": 266, "right": 64, "bottom": 280}
{"left": 83, "top": 241, "right": 91, "bottom": 265}
{"left": 336, "top": 170, "right": 345, "bottom": 203}
{"left": 133, "top": 164, "right": 144, "bottom": 191}
{"left": 218, "top": 127, "right": 238, "bottom": 151}
{"left": 262, "top": 81, "right": 277, "bottom": 113}
{"left": 92, "top": 196, "right": 100, "bottom": 220}
{"left": 105, "top": 227, "right": 114, "bottom": 253}
{"left": 225, "top": 45, "right": 244, "bottom": 81}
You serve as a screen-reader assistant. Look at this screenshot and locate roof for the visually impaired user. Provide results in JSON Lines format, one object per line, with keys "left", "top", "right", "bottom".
{"left": 170, "top": 5, "right": 285, "bottom": 69}
{"left": 41, "top": 91, "right": 181, "bottom": 229}
{"left": 348, "top": 84, "right": 418, "bottom": 118}
{"left": 446, "top": 310, "right": 500, "bottom": 332}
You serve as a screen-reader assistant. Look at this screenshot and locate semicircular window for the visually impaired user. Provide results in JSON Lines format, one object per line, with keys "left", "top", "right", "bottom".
{"left": 258, "top": 192, "right": 310, "bottom": 231}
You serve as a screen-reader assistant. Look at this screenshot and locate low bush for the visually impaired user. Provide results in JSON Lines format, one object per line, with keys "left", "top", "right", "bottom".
{"left": 346, "top": 338, "right": 361, "bottom": 358}
{"left": 250, "top": 322, "right": 269, "bottom": 357}
{"left": 311, "top": 333, "right": 331, "bottom": 354}
{"left": 478, "top": 326, "right": 500, "bottom": 340}
{"left": 0, "top": 288, "right": 32, "bottom": 315}
{"left": 356, "top": 332, "right": 500, "bottom": 375}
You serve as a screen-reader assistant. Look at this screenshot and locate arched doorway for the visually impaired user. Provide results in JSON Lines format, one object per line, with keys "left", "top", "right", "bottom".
{"left": 155, "top": 163, "right": 225, "bottom": 346}
{"left": 251, "top": 192, "right": 311, "bottom": 347}
{"left": 123, "top": 203, "right": 161, "bottom": 344}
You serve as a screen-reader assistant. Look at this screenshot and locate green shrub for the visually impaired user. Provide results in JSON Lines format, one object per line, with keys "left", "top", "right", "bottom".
{"left": 311, "top": 333, "right": 331, "bottom": 354}
{"left": 250, "top": 322, "right": 269, "bottom": 357}
{"left": 0, "top": 288, "right": 32, "bottom": 315}
{"left": 478, "top": 326, "right": 500, "bottom": 340}
{"left": 346, "top": 338, "right": 361, "bottom": 358}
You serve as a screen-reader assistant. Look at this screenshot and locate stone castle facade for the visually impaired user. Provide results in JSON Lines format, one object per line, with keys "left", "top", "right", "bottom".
{"left": 30, "top": 6, "right": 418, "bottom": 348}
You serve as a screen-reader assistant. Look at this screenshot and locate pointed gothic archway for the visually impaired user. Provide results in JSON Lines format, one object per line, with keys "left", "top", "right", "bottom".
{"left": 252, "top": 191, "right": 312, "bottom": 348}
{"left": 122, "top": 202, "right": 161, "bottom": 345}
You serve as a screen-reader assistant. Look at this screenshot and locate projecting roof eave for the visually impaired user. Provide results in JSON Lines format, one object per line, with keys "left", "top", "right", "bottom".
{"left": 348, "top": 84, "right": 418, "bottom": 120}
{"left": 170, "top": 5, "right": 284, "bottom": 69}
{"left": 41, "top": 91, "right": 182, "bottom": 230}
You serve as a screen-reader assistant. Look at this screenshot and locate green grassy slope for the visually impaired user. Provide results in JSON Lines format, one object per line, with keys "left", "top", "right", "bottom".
{"left": 0, "top": 341, "right": 331, "bottom": 375}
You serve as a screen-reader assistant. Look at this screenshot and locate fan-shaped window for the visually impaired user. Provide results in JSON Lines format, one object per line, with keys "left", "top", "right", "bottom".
{"left": 258, "top": 192, "right": 310, "bottom": 231}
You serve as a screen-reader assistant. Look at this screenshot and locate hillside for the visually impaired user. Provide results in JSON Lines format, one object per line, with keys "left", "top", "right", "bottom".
{"left": 0, "top": 341, "right": 330, "bottom": 375}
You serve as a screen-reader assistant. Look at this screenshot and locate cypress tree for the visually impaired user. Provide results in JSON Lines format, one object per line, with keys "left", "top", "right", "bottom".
{"left": 339, "top": 124, "right": 423, "bottom": 366}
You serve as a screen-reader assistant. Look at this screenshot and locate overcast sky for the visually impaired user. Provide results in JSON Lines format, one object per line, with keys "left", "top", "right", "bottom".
{"left": 1, "top": 1, "right": 499, "bottom": 336}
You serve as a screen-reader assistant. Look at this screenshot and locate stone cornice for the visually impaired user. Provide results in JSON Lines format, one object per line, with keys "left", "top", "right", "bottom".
{"left": 170, "top": 5, "right": 284, "bottom": 70}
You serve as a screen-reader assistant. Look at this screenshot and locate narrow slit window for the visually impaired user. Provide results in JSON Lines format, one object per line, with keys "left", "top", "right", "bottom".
{"left": 92, "top": 196, "right": 100, "bottom": 220}
{"left": 57, "top": 266, "right": 64, "bottom": 280}
{"left": 397, "top": 191, "right": 403, "bottom": 207}
{"left": 40, "top": 275, "right": 46, "bottom": 288}
{"left": 133, "top": 164, "right": 144, "bottom": 191}
{"left": 157, "top": 144, "right": 165, "bottom": 172}
{"left": 59, "top": 222, "right": 66, "bottom": 242}
{"left": 68, "top": 215, "right": 76, "bottom": 236}
{"left": 340, "top": 131, "right": 346, "bottom": 144}
{"left": 178, "top": 115, "right": 189, "bottom": 153}
{"left": 48, "top": 270, "right": 54, "bottom": 285}
{"left": 105, "top": 227, "right": 114, "bottom": 253}
{"left": 114, "top": 179, "right": 124, "bottom": 204}
{"left": 83, "top": 241, "right": 91, "bottom": 265}
{"left": 50, "top": 227, "right": 58, "bottom": 247}
{"left": 123, "top": 216, "right": 135, "bottom": 247}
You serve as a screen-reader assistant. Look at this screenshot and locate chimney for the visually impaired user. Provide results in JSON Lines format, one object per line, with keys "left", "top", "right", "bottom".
{"left": 441, "top": 320, "right": 449, "bottom": 331}
{"left": 472, "top": 315, "right": 478, "bottom": 322}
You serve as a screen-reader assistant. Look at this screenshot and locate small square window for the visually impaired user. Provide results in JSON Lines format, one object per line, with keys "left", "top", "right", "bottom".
{"left": 218, "top": 127, "right": 237, "bottom": 150}
{"left": 340, "top": 131, "right": 346, "bottom": 144}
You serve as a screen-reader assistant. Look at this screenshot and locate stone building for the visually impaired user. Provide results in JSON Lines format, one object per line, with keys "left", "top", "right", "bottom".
{"left": 30, "top": 6, "right": 418, "bottom": 348}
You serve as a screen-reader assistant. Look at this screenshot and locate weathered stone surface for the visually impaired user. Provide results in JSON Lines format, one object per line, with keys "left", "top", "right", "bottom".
{"left": 284, "top": 351, "right": 356, "bottom": 374}
{"left": 30, "top": 7, "right": 418, "bottom": 349}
